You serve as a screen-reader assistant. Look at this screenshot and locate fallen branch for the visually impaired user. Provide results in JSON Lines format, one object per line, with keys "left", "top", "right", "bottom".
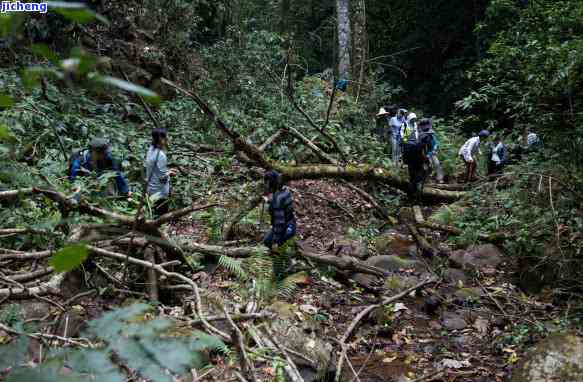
{"left": 186, "top": 312, "right": 275, "bottom": 327}
{"left": 0, "top": 250, "right": 52, "bottom": 261}
{"left": 0, "top": 273, "right": 65, "bottom": 298}
{"left": 340, "top": 180, "right": 388, "bottom": 219}
{"left": 160, "top": 78, "right": 464, "bottom": 203}
{"left": 87, "top": 245, "right": 230, "bottom": 341}
{"left": 285, "top": 126, "right": 338, "bottom": 165}
{"left": 4, "top": 267, "right": 53, "bottom": 283}
{"left": 258, "top": 130, "right": 285, "bottom": 152}
{"left": 297, "top": 241, "right": 388, "bottom": 277}
{"left": 335, "top": 277, "right": 438, "bottom": 381}
{"left": 406, "top": 223, "right": 440, "bottom": 257}
{"left": 296, "top": 190, "right": 355, "bottom": 221}
{"left": 223, "top": 305, "right": 258, "bottom": 382}
{"left": 417, "top": 220, "right": 508, "bottom": 243}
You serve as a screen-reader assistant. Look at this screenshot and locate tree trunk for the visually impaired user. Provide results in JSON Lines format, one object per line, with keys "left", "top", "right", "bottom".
{"left": 351, "top": 0, "right": 367, "bottom": 92}
{"left": 336, "top": 0, "right": 351, "bottom": 79}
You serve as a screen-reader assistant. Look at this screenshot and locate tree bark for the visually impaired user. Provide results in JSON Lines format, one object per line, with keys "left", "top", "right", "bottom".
{"left": 351, "top": 0, "right": 367, "bottom": 93}
{"left": 336, "top": 0, "right": 351, "bottom": 79}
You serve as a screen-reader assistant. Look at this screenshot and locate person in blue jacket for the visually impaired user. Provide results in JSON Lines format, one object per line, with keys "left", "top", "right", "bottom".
{"left": 262, "top": 170, "right": 296, "bottom": 251}
{"left": 68, "top": 138, "right": 130, "bottom": 196}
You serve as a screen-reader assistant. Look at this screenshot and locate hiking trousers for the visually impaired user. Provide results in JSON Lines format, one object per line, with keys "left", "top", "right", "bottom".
{"left": 390, "top": 134, "right": 402, "bottom": 165}
{"left": 429, "top": 155, "right": 444, "bottom": 183}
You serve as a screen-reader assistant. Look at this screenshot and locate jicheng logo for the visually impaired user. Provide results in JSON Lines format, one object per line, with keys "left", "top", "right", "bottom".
{"left": 0, "top": 1, "right": 48, "bottom": 13}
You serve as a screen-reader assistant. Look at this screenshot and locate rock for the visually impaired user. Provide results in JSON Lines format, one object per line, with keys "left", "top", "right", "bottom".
{"left": 453, "top": 288, "right": 482, "bottom": 303}
{"left": 366, "top": 255, "right": 422, "bottom": 272}
{"left": 328, "top": 236, "right": 369, "bottom": 260}
{"left": 441, "top": 312, "right": 467, "bottom": 330}
{"left": 422, "top": 296, "right": 441, "bottom": 316}
{"left": 385, "top": 275, "right": 420, "bottom": 292}
{"left": 270, "top": 319, "right": 334, "bottom": 382}
{"left": 444, "top": 268, "right": 469, "bottom": 285}
{"left": 21, "top": 301, "right": 51, "bottom": 321}
{"left": 512, "top": 333, "right": 583, "bottom": 382}
{"left": 428, "top": 202, "right": 467, "bottom": 225}
{"left": 375, "top": 231, "right": 416, "bottom": 257}
{"left": 449, "top": 244, "right": 504, "bottom": 272}
{"left": 351, "top": 255, "right": 423, "bottom": 289}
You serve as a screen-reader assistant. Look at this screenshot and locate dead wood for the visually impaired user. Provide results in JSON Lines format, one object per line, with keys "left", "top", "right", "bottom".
{"left": 297, "top": 241, "right": 388, "bottom": 277}
{"left": 258, "top": 129, "right": 285, "bottom": 152}
{"left": 222, "top": 184, "right": 264, "bottom": 241}
{"left": 160, "top": 78, "right": 465, "bottom": 203}
{"left": 0, "top": 273, "right": 65, "bottom": 298}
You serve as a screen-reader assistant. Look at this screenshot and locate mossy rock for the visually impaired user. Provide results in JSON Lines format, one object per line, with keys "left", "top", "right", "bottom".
{"left": 375, "top": 231, "right": 415, "bottom": 257}
{"left": 385, "top": 275, "right": 420, "bottom": 292}
{"left": 428, "top": 202, "right": 467, "bottom": 225}
{"left": 454, "top": 287, "right": 482, "bottom": 301}
{"left": 267, "top": 301, "right": 298, "bottom": 320}
{"left": 512, "top": 333, "right": 583, "bottom": 382}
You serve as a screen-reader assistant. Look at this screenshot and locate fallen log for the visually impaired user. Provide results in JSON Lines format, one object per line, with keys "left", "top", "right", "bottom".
{"left": 296, "top": 241, "right": 388, "bottom": 277}
{"left": 417, "top": 220, "right": 508, "bottom": 243}
{"left": 160, "top": 78, "right": 465, "bottom": 203}
{"left": 0, "top": 273, "right": 65, "bottom": 298}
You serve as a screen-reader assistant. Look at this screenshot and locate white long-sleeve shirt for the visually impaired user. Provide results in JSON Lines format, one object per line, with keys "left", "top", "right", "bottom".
{"left": 458, "top": 136, "right": 481, "bottom": 162}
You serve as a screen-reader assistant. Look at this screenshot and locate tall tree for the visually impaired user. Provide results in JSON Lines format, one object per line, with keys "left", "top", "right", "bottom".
{"left": 336, "top": 0, "right": 351, "bottom": 78}
{"left": 351, "top": 0, "right": 367, "bottom": 96}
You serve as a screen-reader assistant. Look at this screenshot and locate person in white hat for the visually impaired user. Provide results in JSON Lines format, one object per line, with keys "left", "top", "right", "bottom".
{"left": 403, "top": 112, "right": 418, "bottom": 141}
{"left": 375, "top": 106, "right": 391, "bottom": 142}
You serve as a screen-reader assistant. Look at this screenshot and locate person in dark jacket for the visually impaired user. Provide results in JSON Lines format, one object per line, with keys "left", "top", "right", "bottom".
{"left": 403, "top": 119, "right": 434, "bottom": 197}
{"left": 263, "top": 170, "right": 296, "bottom": 251}
{"left": 488, "top": 135, "right": 507, "bottom": 175}
{"left": 69, "top": 138, "right": 130, "bottom": 196}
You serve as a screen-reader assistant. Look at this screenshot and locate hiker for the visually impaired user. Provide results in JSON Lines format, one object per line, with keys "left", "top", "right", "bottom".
{"left": 389, "top": 108, "right": 407, "bottom": 165}
{"left": 145, "top": 128, "right": 177, "bottom": 216}
{"left": 375, "top": 106, "right": 391, "bottom": 141}
{"left": 425, "top": 119, "right": 445, "bottom": 184}
{"left": 402, "top": 118, "right": 434, "bottom": 196}
{"left": 458, "top": 130, "right": 490, "bottom": 183}
{"left": 488, "top": 135, "right": 507, "bottom": 175}
{"left": 68, "top": 137, "right": 130, "bottom": 196}
{"left": 263, "top": 170, "right": 296, "bottom": 251}
{"left": 402, "top": 112, "right": 418, "bottom": 141}
{"left": 526, "top": 132, "right": 542, "bottom": 151}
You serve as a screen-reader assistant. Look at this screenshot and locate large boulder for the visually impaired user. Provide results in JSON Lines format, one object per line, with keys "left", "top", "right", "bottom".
{"left": 375, "top": 231, "right": 416, "bottom": 257}
{"left": 449, "top": 244, "right": 503, "bottom": 272}
{"left": 327, "top": 236, "right": 369, "bottom": 260}
{"left": 512, "top": 333, "right": 583, "bottom": 382}
{"left": 351, "top": 255, "right": 423, "bottom": 289}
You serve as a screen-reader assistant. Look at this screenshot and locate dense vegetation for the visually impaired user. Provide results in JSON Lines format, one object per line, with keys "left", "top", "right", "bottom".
{"left": 0, "top": 0, "right": 582, "bottom": 381}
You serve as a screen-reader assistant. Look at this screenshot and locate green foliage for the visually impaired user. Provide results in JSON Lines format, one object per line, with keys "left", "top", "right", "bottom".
{"left": 0, "top": 303, "right": 224, "bottom": 381}
{"left": 49, "top": 243, "right": 89, "bottom": 272}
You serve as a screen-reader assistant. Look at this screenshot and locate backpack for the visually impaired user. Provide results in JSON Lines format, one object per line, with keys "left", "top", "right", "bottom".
{"left": 402, "top": 132, "right": 431, "bottom": 165}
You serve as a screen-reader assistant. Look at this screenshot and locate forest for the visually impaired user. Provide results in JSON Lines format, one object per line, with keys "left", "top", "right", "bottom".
{"left": 0, "top": 0, "right": 582, "bottom": 381}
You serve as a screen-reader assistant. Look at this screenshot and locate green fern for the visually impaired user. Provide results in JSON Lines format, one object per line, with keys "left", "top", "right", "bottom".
{"left": 218, "top": 255, "right": 248, "bottom": 280}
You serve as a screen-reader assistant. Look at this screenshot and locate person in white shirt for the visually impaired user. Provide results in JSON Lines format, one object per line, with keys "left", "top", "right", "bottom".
{"left": 389, "top": 108, "right": 407, "bottom": 165}
{"left": 458, "top": 130, "right": 490, "bottom": 183}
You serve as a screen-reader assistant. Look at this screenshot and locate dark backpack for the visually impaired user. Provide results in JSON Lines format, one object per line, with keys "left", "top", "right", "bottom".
{"left": 402, "top": 132, "right": 431, "bottom": 165}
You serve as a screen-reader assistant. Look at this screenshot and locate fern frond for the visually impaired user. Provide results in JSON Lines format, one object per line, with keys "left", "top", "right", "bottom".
{"left": 218, "top": 256, "right": 248, "bottom": 280}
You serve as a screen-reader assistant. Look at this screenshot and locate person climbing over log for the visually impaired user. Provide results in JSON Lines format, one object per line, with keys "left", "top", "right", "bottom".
{"left": 426, "top": 119, "right": 445, "bottom": 184}
{"left": 458, "top": 130, "right": 490, "bottom": 183}
{"left": 403, "top": 118, "right": 434, "bottom": 197}
{"left": 68, "top": 137, "right": 130, "bottom": 197}
{"left": 262, "top": 170, "right": 296, "bottom": 251}
{"left": 145, "top": 128, "right": 177, "bottom": 216}
{"left": 487, "top": 134, "right": 507, "bottom": 176}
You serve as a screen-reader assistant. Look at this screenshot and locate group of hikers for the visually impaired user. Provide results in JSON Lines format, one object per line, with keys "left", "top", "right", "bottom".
{"left": 375, "top": 105, "right": 541, "bottom": 195}
{"left": 67, "top": 117, "right": 541, "bottom": 254}
{"left": 66, "top": 130, "right": 296, "bottom": 252}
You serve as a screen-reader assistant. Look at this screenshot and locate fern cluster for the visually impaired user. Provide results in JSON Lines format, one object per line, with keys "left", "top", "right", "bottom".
{"left": 218, "top": 242, "right": 302, "bottom": 305}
